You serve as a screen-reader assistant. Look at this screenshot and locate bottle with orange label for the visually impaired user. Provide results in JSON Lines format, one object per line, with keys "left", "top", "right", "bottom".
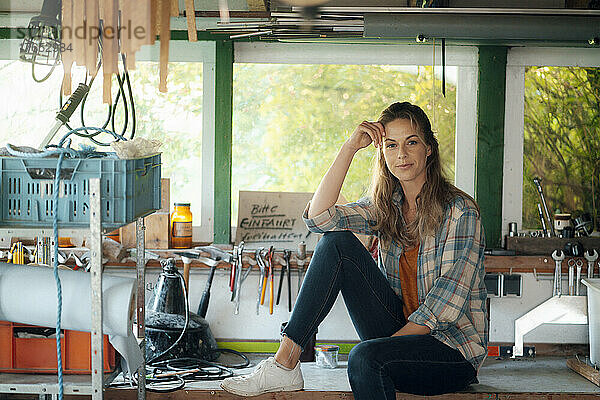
{"left": 171, "top": 203, "right": 193, "bottom": 249}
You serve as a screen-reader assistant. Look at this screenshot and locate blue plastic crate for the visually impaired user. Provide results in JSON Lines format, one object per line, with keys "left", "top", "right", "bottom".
{"left": 0, "top": 154, "right": 161, "bottom": 229}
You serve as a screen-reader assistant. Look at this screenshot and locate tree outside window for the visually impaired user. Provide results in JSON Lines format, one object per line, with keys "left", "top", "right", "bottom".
{"left": 523, "top": 66, "right": 600, "bottom": 231}
{"left": 232, "top": 64, "right": 457, "bottom": 223}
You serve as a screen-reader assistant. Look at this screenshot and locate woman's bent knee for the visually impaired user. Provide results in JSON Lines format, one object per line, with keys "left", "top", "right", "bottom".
{"left": 348, "top": 342, "right": 376, "bottom": 379}
{"left": 319, "top": 231, "right": 362, "bottom": 253}
{"left": 321, "top": 230, "right": 356, "bottom": 243}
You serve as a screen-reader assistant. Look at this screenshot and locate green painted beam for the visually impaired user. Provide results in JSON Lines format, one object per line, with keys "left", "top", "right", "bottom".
{"left": 475, "top": 46, "right": 507, "bottom": 248}
{"left": 213, "top": 40, "right": 234, "bottom": 244}
{"left": 217, "top": 341, "right": 358, "bottom": 354}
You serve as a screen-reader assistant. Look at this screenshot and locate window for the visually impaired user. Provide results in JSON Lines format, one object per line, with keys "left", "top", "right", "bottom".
{"left": 0, "top": 58, "right": 204, "bottom": 224}
{"left": 503, "top": 48, "right": 600, "bottom": 235}
{"left": 522, "top": 66, "right": 599, "bottom": 230}
{"left": 231, "top": 61, "right": 459, "bottom": 223}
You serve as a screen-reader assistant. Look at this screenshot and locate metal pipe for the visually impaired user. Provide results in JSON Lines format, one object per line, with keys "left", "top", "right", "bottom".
{"left": 533, "top": 177, "right": 555, "bottom": 237}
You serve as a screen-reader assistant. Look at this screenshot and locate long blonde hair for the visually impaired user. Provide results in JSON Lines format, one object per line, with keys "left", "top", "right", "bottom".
{"left": 369, "top": 102, "right": 468, "bottom": 247}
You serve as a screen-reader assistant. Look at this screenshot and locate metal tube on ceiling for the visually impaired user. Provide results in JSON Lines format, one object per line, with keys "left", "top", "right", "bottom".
{"left": 364, "top": 13, "right": 600, "bottom": 43}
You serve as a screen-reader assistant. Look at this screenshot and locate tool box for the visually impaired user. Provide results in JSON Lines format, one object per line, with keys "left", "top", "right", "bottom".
{"left": 0, "top": 321, "right": 116, "bottom": 374}
{"left": 0, "top": 153, "right": 161, "bottom": 229}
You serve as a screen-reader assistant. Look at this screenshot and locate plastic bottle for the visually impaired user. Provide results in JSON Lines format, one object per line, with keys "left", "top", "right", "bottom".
{"left": 171, "top": 203, "right": 193, "bottom": 249}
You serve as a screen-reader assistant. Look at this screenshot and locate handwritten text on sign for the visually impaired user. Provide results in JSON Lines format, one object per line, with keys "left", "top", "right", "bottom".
{"left": 236, "top": 191, "right": 318, "bottom": 250}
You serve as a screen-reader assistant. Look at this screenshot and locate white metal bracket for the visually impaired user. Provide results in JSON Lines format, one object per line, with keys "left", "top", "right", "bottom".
{"left": 513, "top": 295, "right": 587, "bottom": 357}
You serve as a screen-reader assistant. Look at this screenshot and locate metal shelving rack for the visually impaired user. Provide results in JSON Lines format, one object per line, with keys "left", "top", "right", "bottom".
{"left": 0, "top": 179, "right": 147, "bottom": 400}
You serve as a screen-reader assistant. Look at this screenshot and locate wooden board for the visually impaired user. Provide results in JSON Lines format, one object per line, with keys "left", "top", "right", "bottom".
{"left": 158, "top": 178, "right": 170, "bottom": 213}
{"left": 235, "top": 191, "right": 317, "bottom": 251}
{"left": 506, "top": 236, "right": 600, "bottom": 255}
{"left": 567, "top": 357, "right": 600, "bottom": 386}
{"left": 119, "top": 212, "right": 169, "bottom": 249}
{"left": 105, "top": 388, "right": 600, "bottom": 400}
{"left": 144, "top": 212, "right": 170, "bottom": 249}
{"left": 484, "top": 255, "right": 589, "bottom": 274}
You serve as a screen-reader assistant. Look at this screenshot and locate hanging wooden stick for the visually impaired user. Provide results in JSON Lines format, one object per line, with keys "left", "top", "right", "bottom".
{"left": 120, "top": 0, "right": 134, "bottom": 70}
{"left": 159, "top": 0, "right": 171, "bottom": 93}
{"left": 101, "top": 0, "right": 118, "bottom": 103}
{"left": 85, "top": 0, "right": 99, "bottom": 74}
{"left": 146, "top": 0, "right": 156, "bottom": 45}
{"left": 171, "top": 0, "right": 179, "bottom": 17}
{"left": 61, "top": 0, "right": 73, "bottom": 96}
{"left": 138, "top": 0, "right": 153, "bottom": 47}
{"left": 185, "top": 0, "right": 197, "bottom": 42}
{"left": 72, "top": 0, "right": 85, "bottom": 67}
{"left": 153, "top": 0, "right": 161, "bottom": 38}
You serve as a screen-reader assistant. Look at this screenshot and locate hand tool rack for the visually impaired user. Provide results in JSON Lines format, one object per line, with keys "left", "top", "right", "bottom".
{"left": 0, "top": 178, "right": 148, "bottom": 400}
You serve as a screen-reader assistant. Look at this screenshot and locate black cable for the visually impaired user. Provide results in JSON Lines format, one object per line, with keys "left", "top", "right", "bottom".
{"left": 213, "top": 348, "right": 250, "bottom": 369}
{"left": 109, "top": 265, "right": 250, "bottom": 392}
{"left": 123, "top": 69, "right": 136, "bottom": 139}
{"left": 119, "top": 52, "right": 136, "bottom": 139}
{"left": 150, "top": 357, "right": 235, "bottom": 381}
{"left": 145, "top": 375, "right": 186, "bottom": 393}
{"left": 55, "top": 27, "right": 135, "bottom": 146}
{"left": 111, "top": 71, "right": 129, "bottom": 137}
{"left": 80, "top": 79, "right": 112, "bottom": 131}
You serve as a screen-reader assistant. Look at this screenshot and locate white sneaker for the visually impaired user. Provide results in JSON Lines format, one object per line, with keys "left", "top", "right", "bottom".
{"left": 220, "top": 357, "right": 304, "bottom": 396}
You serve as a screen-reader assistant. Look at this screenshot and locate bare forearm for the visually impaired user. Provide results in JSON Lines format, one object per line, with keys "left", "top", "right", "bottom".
{"left": 392, "top": 321, "right": 431, "bottom": 337}
{"left": 307, "top": 143, "right": 357, "bottom": 219}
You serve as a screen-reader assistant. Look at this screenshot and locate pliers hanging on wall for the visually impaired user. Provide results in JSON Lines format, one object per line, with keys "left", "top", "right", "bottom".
{"left": 255, "top": 248, "right": 267, "bottom": 315}
{"left": 233, "top": 242, "right": 251, "bottom": 315}
{"left": 231, "top": 241, "right": 245, "bottom": 303}
{"left": 276, "top": 249, "right": 292, "bottom": 312}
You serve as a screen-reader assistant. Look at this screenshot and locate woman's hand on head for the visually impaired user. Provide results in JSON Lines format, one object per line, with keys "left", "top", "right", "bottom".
{"left": 344, "top": 121, "right": 385, "bottom": 153}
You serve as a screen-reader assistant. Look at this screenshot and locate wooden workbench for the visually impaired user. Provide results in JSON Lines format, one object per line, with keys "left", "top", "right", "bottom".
{"left": 104, "top": 354, "right": 600, "bottom": 400}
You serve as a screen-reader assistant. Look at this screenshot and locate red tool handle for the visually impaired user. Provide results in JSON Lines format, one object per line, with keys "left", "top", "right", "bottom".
{"left": 229, "top": 263, "right": 236, "bottom": 292}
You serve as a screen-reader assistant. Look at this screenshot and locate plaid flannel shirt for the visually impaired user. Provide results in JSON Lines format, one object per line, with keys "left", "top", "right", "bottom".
{"left": 302, "top": 189, "right": 488, "bottom": 371}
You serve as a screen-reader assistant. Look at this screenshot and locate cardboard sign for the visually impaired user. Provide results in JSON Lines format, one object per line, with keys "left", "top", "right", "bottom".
{"left": 235, "top": 191, "right": 318, "bottom": 250}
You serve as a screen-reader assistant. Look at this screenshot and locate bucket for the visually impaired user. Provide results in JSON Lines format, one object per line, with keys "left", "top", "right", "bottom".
{"left": 581, "top": 278, "right": 600, "bottom": 365}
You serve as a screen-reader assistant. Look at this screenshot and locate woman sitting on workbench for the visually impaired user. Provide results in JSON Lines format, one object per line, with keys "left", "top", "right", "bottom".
{"left": 221, "top": 101, "right": 488, "bottom": 398}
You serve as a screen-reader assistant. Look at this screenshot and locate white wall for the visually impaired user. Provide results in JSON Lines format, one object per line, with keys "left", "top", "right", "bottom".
{"left": 490, "top": 273, "right": 588, "bottom": 344}
{"left": 109, "top": 266, "right": 359, "bottom": 342}
{"left": 108, "top": 267, "right": 590, "bottom": 345}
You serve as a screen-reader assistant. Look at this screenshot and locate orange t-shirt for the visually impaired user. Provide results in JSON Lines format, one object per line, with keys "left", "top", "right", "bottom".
{"left": 398, "top": 244, "right": 420, "bottom": 320}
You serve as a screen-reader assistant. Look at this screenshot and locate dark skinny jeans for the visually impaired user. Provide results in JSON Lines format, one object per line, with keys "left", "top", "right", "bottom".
{"left": 282, "top": 231, "right": 477, "bottom": 398}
